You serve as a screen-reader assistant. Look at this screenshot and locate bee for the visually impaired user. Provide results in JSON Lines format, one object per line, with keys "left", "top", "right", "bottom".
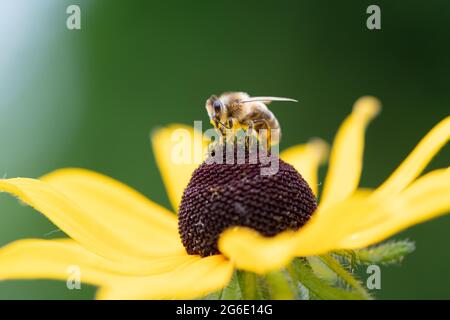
{"left": 205, "top": 92, "right": 297, "bottom": 148}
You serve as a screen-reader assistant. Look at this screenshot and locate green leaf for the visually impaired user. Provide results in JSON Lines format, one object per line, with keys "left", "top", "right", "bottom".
{"left": 200, "top": 271, "right": 242, "bottom": 300}
{"left": 288, "top": 258, "right": 368, "bottom": 300}
{"left": 319, "top": 254, "right": 372, "bottom": 300}
{"left": 297, "top": 282, "right": 311, "bottom": 300}
{"left": 256, "top": 275, "right": 271, "bottom": 300}
{"left": 236, "top": 270, "right": 263, "bottom": 300}
{"left": 337, "top": 240, "right": 415, "bottom": 265}
{"left": 220, "top": 271, "right": 242, "bottom": 300}
{"left": 307, "top": 256, "right": 338, "bottom": 284}
{"left": 265, "top": 270, "right": 295, "bottom": 300}
{"left": 200, "top": 290, "right": 222, "bottom": 300}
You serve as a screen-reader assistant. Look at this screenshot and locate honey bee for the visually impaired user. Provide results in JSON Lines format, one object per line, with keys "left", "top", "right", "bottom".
{"left": 205, "top": 92, "right": 297, "bottom": 147}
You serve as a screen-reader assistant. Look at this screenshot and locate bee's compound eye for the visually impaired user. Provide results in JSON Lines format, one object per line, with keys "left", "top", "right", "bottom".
{"left": 213, "top": 100, "right": 222, "bottom": 114}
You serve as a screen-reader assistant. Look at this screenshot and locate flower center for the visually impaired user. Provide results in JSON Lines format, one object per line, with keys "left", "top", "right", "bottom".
{"left": 178, "top": 150, "right": 317, "bottom": 257}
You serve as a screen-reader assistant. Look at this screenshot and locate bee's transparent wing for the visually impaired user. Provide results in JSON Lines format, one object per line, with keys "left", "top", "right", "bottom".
{"left": 240, "top": 96, "right": 298, "bottom": 104}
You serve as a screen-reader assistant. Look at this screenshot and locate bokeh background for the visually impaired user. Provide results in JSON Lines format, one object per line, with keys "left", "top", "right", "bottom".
{"left": 0, "top": 0, "right": 449, "bottom": 299}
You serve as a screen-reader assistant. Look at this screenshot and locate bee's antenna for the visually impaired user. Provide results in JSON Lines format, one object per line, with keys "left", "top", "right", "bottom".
{"left": 240, "top": 96, "right": 298, "bottom": 104}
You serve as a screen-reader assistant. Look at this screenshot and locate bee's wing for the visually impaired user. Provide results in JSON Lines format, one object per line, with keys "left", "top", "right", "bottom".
{"left": 240, "top": 96, "right": 298, "bottom": 104}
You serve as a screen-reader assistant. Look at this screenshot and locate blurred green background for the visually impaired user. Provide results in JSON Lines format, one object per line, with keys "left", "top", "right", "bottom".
{"left": 0, "top": 0, "right": 449, "bottom": 299}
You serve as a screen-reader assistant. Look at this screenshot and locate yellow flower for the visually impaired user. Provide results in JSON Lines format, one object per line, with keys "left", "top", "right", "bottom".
{"left": 0, "top": 96, "right": 448, "bottom": 299}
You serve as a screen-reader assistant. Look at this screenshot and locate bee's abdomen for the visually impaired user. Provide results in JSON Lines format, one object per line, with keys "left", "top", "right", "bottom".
{"left": 254, "top": 111, "right": 281, "bottom": 145}
{"left": 266, "top": 111, "right": 280, "bottom": 130}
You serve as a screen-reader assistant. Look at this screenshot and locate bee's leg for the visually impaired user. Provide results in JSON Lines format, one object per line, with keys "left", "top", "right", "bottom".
{"left": 245, "top": 120, "right": 255, "bottom": 150}
{"left": 248, "top": 119, "right": 272, "bottom": 151}
{"left": 225, "top": 117, "right": 237, "bottom": 144}
{"left": 208, "top": 122, "right": 227, "bottom": 156}
{"left": 219, "top": 125, "right": 226, "bottom": 142}
{"left": 226, "top": 118, "right": 234, "bottom": 130}
{"left": 219, "top": 125, "right": 229, "bottom": 150}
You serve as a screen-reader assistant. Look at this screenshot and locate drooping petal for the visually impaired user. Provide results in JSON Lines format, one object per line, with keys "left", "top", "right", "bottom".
{"left": 151, "top": 124, "right": 208, "bottom": 212}
{"left": 218, "top": 191, "right": 378, "bottom": 273}
{"left": 320, "top": 97, "right": 381, "bottom": 208}
{"left": 41, "top": 168, "right": 183, "bottom": 256}
{"left": 219, "top": 227, "right": 297, "bottom": 274}
{"left": 280, "top": 139, "right": 329, "bottom": 196}
{"left": 0, "top": 174, "right": 185, "bottom": 262}
{"left": 341, "top": 168, "right": 450, "bottom": 249}
{"left": 396, "top": 168, "right": 450, "bottom": 225}
{"left": 0, "top": 238, "right": 121, "bottom": 286}
{"left": 0, "top": 239, "right": 197, "bottom": 285}
{"left": 373, "top": 116, "right": 450, "bottom": 199}
{"left": 292, "top": 191, "right": 386, "bottom": 255}
{"left": 96, "top": 255, "right": 233, "bottom": 299}
{"left": 219, "top": 113, "right": 449, "bottom": 271}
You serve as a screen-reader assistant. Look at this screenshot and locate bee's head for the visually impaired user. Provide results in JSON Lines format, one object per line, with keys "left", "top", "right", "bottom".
{"left": 206, "top": 92, "right": 250, "bottom": 125}
{"left": 205, "top": 95, "right": 226, "bottom": 127}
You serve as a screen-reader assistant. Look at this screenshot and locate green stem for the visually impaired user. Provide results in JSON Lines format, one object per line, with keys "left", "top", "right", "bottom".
{"left": 319, "top": 254, "right": 372, "bottom": 300}
{"left": 236, "top": 270, "right": 260, "bottom": 300}
{"left": 265, "top": 271, "right": 295, "bottom": 300}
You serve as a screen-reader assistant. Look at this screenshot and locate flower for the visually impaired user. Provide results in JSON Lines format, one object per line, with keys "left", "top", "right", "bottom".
{"left": 178, "top": 148, "right": 318, "bottom": 257}
{"left": 0, "top": 96, "right": 448, "bottom": 299}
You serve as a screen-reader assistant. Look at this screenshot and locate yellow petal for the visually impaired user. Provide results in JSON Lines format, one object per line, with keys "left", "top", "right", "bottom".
{"left": 320, "top": 96, "right": 380, "bottom": 208}
{"left": 219, "top": 227, "right": 296, "bottom": 274}
{"left": 0, "top": 239, "right": 122, "bottom": 286}
{"left": 96, "top": 255, "right": 233, "bottom": 299}
{"left": 218, "top": 192, "right": 376, "bottom": 273}
{"left": 218, "top": 191, "right": 384, "bottom": 273}
{"left": 280, "top": 138, "right": 329, "bottom": 195}
{"left": 0, "top": 239, "right": 196, "bottom": 286}
{"left": 219, "top": 168, "right": 450, "bottom": 268}
{"left": 373, "top": 116, "right": 450, "bottom": 199}
{"left": 0, "top": 173, "right": 185, "bottom": 262}
{"left": 295, "top": 192, "right": 387, "bottom": 254}
{"left": 341, "top": 168, "right": 450, "bottom": 249}
{"left": 41, "top": 168, "right": 183, "bottom": 257}
{"left": 151, "top": 124, "right": 208, "bottom": 212}
{"left": 283, "top": 190, "right": 379, "bottom": 256}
